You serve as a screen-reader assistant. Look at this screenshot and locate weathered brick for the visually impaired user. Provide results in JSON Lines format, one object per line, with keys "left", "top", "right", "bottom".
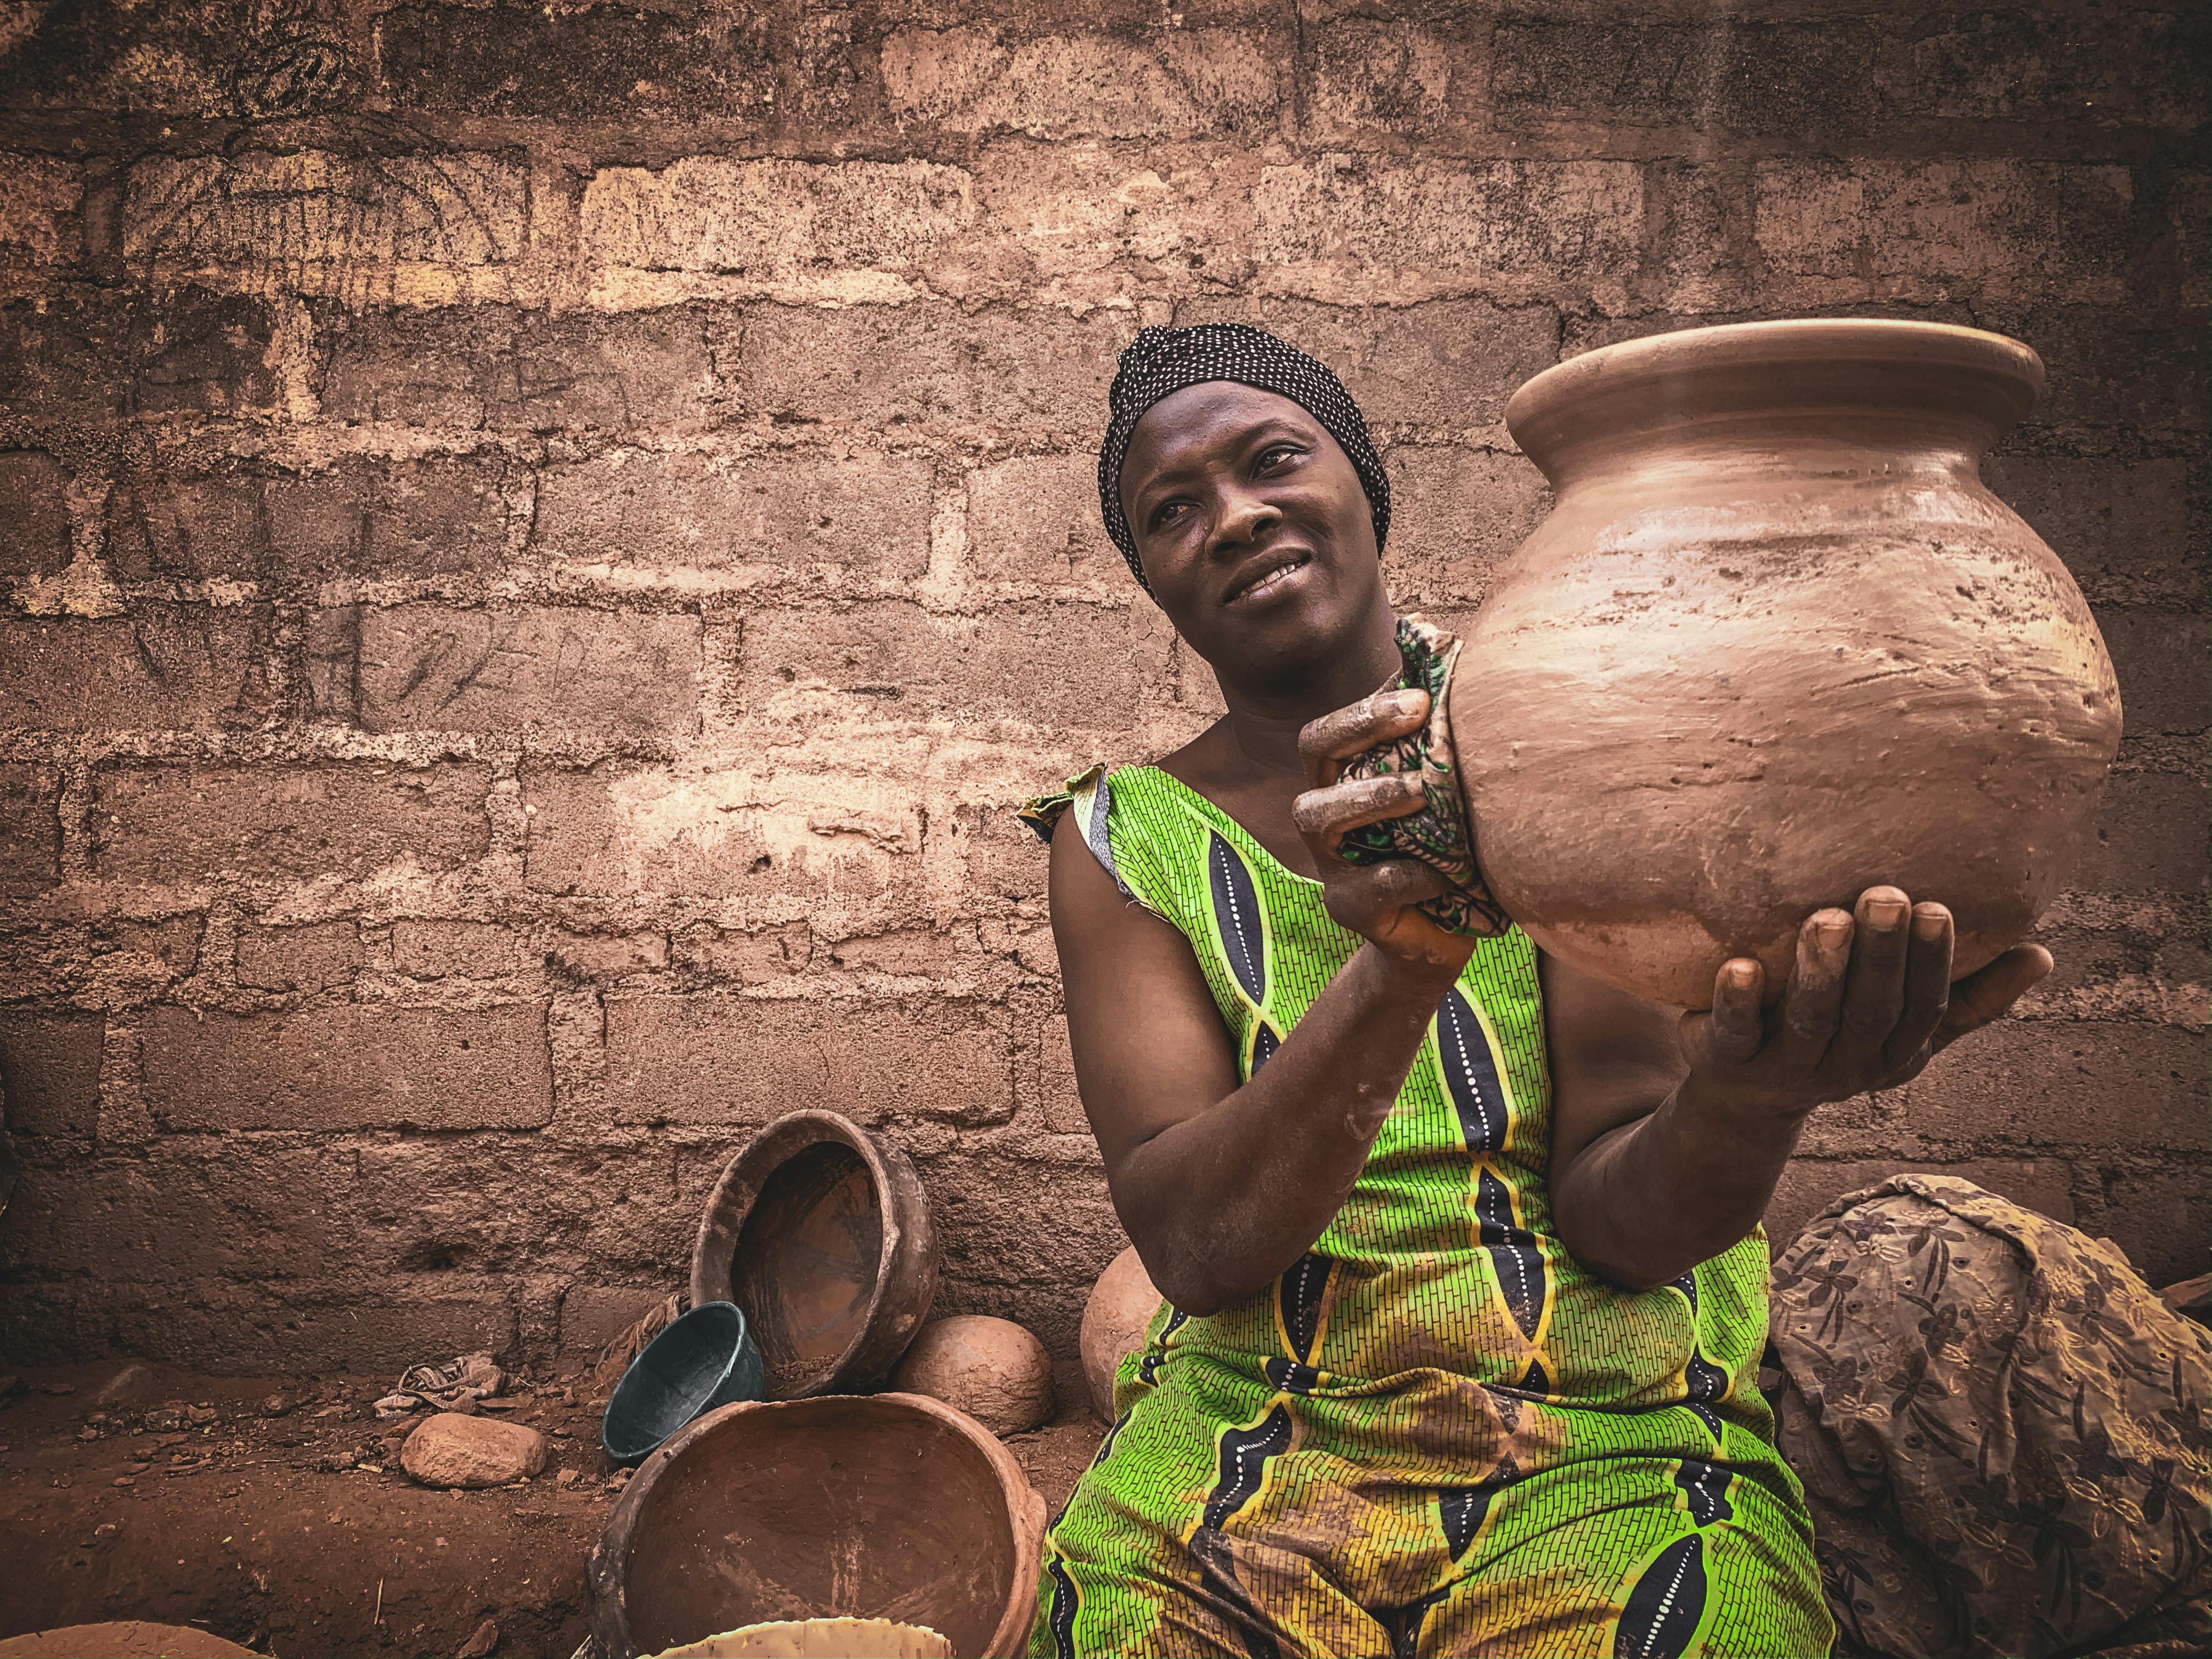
{"left": 90, "top": 760, "right": 490, "bottom": 885}
{"left": 0, "top": 450, "right": 71, "bottom": 580}
{"left": 0, "top": 1009, "right": 104, "bottom": 1136}
{"left": 1765, "top": 1155, "right": 2076, "bottom": 1255}
{"left": 392, "top": 920, "right": 525, "bottom": 979}
{"left": 1492, "top": 19, "right": 1878, "bottom": 136}
{"left": 1252, "top": 159, "right": 1644, "bottom": 303}
{"left": 1383, "top": 447, "right": 1548, "bottom": 609}
{"left": 377, "top": 2, "right": 775, "bottom": 120}
{"left": 0, "top": 154, "right": 82, "bottom": 263}
{"left": 581, "top": 157, "right": 975, "bottom": 306}
{"left": 1301, "top": 19, "right": 1466, "bottom": 145}
{"left": 720, "top": 301, "right": 1129, "bottom": 432}
{"left": 1754, "top": 161, "right": 2135, "bottom": 304}
{"left": 964, "top": 453, "right": 1121, "bottom": 595}
{"left": 143, "top": 1002, "right": 552, "bottom": 1131}
{"left": 546, "top": 929, "right": 668, "bottom": 979}
{"left": 2070, "top": 770, "right": 2210, "bottom": 895}
{"left": 348, "top": 604, "right": 701, "bottom": 736}
{"left": 0, "top": 763, "right": 61, "bottom": 897}
{"left": 104, "top": 466, "right": 266, "bottom": 583}
{"left": 234, "top": 919, "right": 361, "bottom": 991}
{"left": 1875, "top": 9, "right": 2207, "bottom": 132}
{"left": 2177, "top": 172, "right": 2209, "bottom": 309}
{"left": 2000, "top": 306, "right": 2206, "bottom": 435}
{"left": 558, "top": 1284, "right": 673, "bottom": 1358}
{"left": 124, "top": 151, "right": 527, "bottom": 303}
{"left": 738, "top": 600, "right": 1171, "bottom": 729}
{"left": 320, "top": 305, "right": 713, "bottom": 432}
{"left": 672, "top": 921, "right": 812, "bottom": 983}
{"left": 521, "top": 759, "right": 925, "bottom": 904}
{"left": 0, "top": 608, "right": 257, "bottom": 732}
{"left": 532, "top": 450, "right": 931, "bottom": 581}
{"left": 1171, "top": 297, "right": 1559, "bottom": 430}
{"left": 91, "top": 915, "right": 206, "bottom": 979}
{"left": 604, "top": 992, "right": 1012, "bottom": 1126}
{"left": 2017, "top": 921, "right": 2209, "bottom": 1027}
{"left": 2071, "top": 1165, "right": 2212, "bottom": 1289}
{"left": 919, "top": 1148, "right": 1122, "bottom": 1288}
{"left": 877, "top": 24, "right": 1284, "bottom": 140}
{"left": 2095, "top": 608, "right": 2210, "bottom": 737}
{"left": 1900, "top": 1021, "right": 2207, "bottom": 1151}
{"left": 0, "top": 284, "right": 278, "bottom": 416}
{"left": 264, "top": 455, "right": 518, "bottom": 584}
{"left": 1984, "top": 458, "right": 2199, "bottom": 607}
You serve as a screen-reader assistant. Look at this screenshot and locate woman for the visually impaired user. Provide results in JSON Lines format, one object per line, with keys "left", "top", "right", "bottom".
{"left": 1020, "top": 324, "right": 2053, "bottom": 1658}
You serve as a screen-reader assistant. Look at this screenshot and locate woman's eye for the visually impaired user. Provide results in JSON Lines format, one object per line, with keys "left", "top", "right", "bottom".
{"left": 1149, "top": 501, "right": 1188, "bottom": 531}
{"left": 1257, "top": 445, "right": 1301, "bottom": 471}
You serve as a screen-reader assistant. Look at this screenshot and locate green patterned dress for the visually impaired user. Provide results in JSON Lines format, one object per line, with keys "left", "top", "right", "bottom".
{"left": 1021, "top": 764, "right": 1833, "bottom": 1659}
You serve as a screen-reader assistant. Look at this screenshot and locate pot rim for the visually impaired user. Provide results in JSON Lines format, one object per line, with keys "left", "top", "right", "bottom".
{"left": 1504, "top": 318, "right": 2046, "bottom": 484}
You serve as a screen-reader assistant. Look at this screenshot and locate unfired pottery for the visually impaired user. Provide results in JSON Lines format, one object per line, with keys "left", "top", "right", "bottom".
{"left": 587, "top": 1392, "right": 1048, "bottom": 1659}
{"left": 652, "top": 1618, "right": 952, "bottom": 1658}
{"left": 690, "top": 1110, "right": 937, "bottom": 1399}
{"left": 1080, "top": 1245, "right": 1165, "bottom": 1420}
{"left": 1429, "top": 319, "right": 2120, "bottom": 1008}
{"left": 890, "top": 1314, "right": 1055, "bottom": 1436}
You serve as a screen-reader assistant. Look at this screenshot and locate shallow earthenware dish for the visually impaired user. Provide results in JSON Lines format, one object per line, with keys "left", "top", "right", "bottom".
{"left": 588, "top": 1393, "right": 1048, "bottom": 1659}
{"left": 690, "top": 1110, "right": 938, "bottom": 1400}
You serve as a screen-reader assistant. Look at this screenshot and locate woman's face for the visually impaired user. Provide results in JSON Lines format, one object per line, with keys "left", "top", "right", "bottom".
{"left": 1120, "top": 381, "right": 1385, "bottom": 682}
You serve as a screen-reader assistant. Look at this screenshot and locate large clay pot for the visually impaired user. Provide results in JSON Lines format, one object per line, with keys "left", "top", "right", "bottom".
{"left": 1410, "top": 320, "right": 2121, "bottom": 1008}
{"left": 1079, "top": 1246, "right": 1164, "bottom": 1420}
{"left": 586, "top": 1393, "right": 1047, "bottom": 1659}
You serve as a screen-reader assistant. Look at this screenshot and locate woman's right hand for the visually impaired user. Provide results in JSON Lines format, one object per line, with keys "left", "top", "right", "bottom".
{"left": 1292, "top": 687, "right": 1476, "bottom": 980}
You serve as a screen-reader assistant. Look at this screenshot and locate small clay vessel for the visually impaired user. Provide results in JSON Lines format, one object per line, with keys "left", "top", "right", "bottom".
{"left": 891, "top": 1315, "right": 1054, "bottom": 1436}
{"left": 1364, "top": 320, "right": 2120, "bottom": 1008}
{"left": 587, "top": 1392, "right": 1047, "bottom": 1659}
{"left": 1079, "top": 1246, "right": 1164, "bottom": 1420}
{"left": 690, "top": 1111, "right": 936, "bottom": 1400}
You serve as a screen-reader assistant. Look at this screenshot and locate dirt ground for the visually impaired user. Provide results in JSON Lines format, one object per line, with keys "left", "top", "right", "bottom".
{"left": 0, "top": 1358, "right": 1105, "bottom": 1658}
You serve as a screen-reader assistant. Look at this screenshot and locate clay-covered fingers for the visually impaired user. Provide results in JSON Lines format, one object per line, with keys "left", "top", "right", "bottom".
{"left": 1690, "top": 958, "right": 1769, "bottom": 1068}
{"left": 1832, "top": 887, "right": 1913, "bottom": 1060}
{"left": 1767, "top": 908, "right": 1855, "bottom": 1069}
{"left": 1321, "top": 858, "right": 1447, "bottom": 936}
{"left": 1882, "top": 903, "right": 1956, "bottom": 1067}
{"left": 1931, "top": 943, "right": 2055, "bottom": 1054}
{"left": 1296, "top": 688, "right": 1430, "bottom": 790}
{"left": 1290, "top": 772, "right": 1427, "bottom": 859}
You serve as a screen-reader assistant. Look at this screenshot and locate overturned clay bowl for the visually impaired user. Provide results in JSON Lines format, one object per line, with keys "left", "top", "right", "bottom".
{"left": 690, "top": 1110, "right": 937, "bottom": 1400}
{"left": 1080, "top": 1245, "right": 1165, "bottom": 1420}
{"left": 588, "top": 1392, "right": 1048, "bottom": 1659}
{"left": 0, "top": 1625, "right": 262, "bottom": 1658}
{"left": 653, "top": 1618, "right": 952, "bottom": 1657}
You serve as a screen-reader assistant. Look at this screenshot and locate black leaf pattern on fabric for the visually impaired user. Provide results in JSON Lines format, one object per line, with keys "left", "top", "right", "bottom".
{"left": 1047, "top": 1555, "right": 1080, "bottom": 1659}
{"left": 1440, "top": 1457, "right": 1520, "bottom": 1560}
{"left": 1208, "top": 830, "right": 1267, "bottom": 1006}
{"left": 1250, "top": 1021, "right": 1281, "bottom": 1074}
{"left": 1138, "top": 1308, "right": 1189, "bottom": 1387}
{"left": 1674, "top": 1458, "right": 1736, "bottom": 1527}
{"left": 1521, "top": 1356, "right": 1552, "bottom": 1398}
{"left": 1671, "top": 1271, "right": 1699, "bottom": 1312}
{"left": 1613, "top": 1534, "right": 1708, "bottom": 1659}
{"left": 1684, "top": 1348, "right": 1730, "bottom": 1403}
{"left": 1279, "top": 1251, "right": 1336, "bottom": 1363}
{"left": 1264, "top": 1356, "right": 1321, "bottom": 1396}
{"left": 1475, "top": 1167, "right": 1547, "bottom": 1339}
{"left": 1437, "top": 987, "right": 1509, "bottom": 1153}
{"left": 1684, "top": 1401, "right": 1725, "bottom": 1446}
{"left": 1203, "top": 1403, "right": 1296, "bottom": 1531}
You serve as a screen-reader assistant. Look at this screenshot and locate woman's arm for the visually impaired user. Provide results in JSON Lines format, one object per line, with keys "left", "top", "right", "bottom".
{"left": 1049, "top": 687, "right": 1470, "bottom": 1316}
{"left": 1547, "top": 889, "right": 2055, "bottom": 1289}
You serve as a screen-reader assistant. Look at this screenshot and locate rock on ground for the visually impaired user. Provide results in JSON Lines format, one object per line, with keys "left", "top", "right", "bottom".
{"left": 400, "top": 1412, "right": 548, "bottom": 1489}
{"left": 890, "top": 1315, "right": 1054, "bottom": 1436}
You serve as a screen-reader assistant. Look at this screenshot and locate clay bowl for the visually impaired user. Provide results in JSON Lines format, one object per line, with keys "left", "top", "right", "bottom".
{"left": 587, "top": 1392, "right": 1048, "bottom": 1659}
{"left": 690, "top": 1110, "right": 937, "bottom": 1400}
{"left": 1080, "top": 1245, "right": 1165, "bottom": 1420}
{"left": 602, "top": 1300, "right": 766, "bottom": 1465}
{"left": 654, "top": 1619, "right": 952, "bottom": 1657}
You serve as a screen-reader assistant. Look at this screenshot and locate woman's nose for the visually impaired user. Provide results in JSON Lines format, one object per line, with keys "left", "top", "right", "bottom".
{"left": 1211, "top": 491, "right": 1281, "bottom": 550}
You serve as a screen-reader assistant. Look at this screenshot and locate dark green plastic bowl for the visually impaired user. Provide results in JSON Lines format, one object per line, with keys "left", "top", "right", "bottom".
{"left": 601, "top": 1300, "right": 765, "bottom": 1466}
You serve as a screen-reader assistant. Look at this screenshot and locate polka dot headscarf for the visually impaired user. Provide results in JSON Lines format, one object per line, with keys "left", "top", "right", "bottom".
{"left": 1098, "top": 322, "right": 1391, "bottom": 592}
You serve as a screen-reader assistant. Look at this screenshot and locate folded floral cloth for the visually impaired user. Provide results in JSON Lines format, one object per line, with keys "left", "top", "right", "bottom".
{"left": 1336, "top": 614, "right": 1509, "bottom": 937}
{"left": 373, "top": 1350, "right": 506, "bottom": 1418}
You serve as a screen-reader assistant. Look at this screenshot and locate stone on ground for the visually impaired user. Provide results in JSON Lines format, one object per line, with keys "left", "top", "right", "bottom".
{"left": 400, "top": 1411, "right": 548, "bottom": 1489}
{"left": 890, "top": 1315, "right": 1054, "bottom": 1436}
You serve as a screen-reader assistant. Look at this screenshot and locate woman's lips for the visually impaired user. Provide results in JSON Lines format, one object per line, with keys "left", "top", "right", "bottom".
{"left": 1224, "top": 552, "right": 1312, "bottom": 605}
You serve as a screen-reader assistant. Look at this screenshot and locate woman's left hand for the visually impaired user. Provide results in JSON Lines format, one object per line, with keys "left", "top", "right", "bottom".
{"left": 1677, "top": 885, "right": 2054, "bottom": 1120}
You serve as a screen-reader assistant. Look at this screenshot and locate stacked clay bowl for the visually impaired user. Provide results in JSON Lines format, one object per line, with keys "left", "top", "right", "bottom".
{"left": 690, "top": 1110, "right": 937, "bottom": 1399}
{"left": 588, "top": 1393, "right": 1048, "bottom": 1659}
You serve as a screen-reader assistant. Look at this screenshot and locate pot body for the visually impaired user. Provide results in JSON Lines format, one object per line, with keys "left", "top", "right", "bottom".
{"left": 1455, "top": 320, "right": 2121, "bottom": 1009}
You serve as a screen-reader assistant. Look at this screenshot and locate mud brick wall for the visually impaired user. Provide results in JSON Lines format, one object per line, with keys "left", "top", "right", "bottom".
{"left": 0, "top": 2, "right": 2204, "bottom": 1381}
